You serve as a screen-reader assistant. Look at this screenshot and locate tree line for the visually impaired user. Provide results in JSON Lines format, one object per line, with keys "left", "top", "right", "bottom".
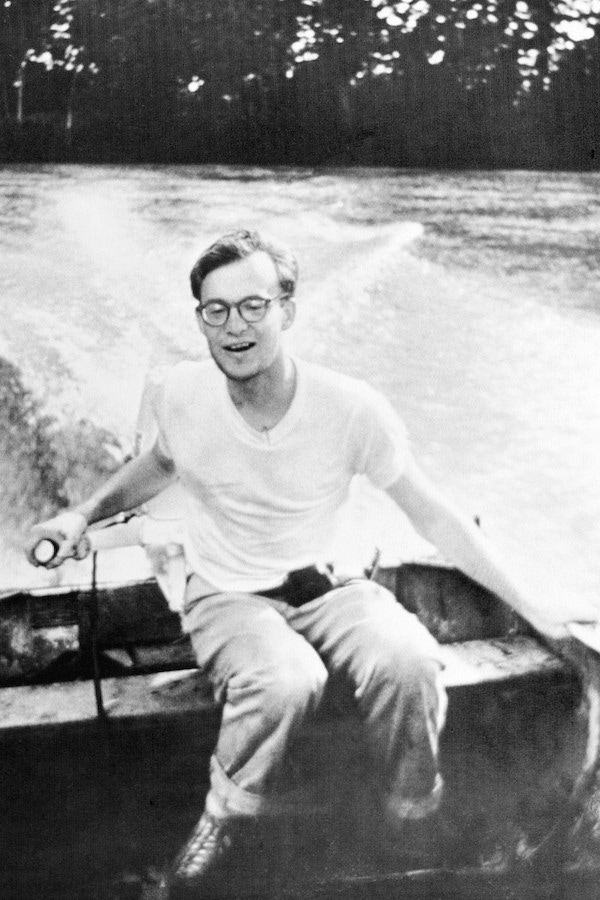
{"left": 1, "top": 0, "right": 598, "bottom": 168}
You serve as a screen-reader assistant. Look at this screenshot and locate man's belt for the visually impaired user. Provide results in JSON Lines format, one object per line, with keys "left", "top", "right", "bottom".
{"left": 259, "top": 564, "right": 338, "bottom": 607}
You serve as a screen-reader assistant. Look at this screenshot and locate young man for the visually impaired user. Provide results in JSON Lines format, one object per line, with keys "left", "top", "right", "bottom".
{"left": 26, "top": 230, "right": 582, "bottom": 898}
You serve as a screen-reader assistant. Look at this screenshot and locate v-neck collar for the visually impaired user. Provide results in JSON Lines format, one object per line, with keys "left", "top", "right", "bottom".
{"left": 219, "top": 358, "right": 305, "bottom": 446}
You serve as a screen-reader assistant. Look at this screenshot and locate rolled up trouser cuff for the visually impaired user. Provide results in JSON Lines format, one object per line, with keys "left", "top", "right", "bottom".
{"left": 205, "top": 755, "right": 321, "bottom": 819}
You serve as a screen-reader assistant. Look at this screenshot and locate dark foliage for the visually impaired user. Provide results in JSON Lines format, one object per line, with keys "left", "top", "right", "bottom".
{"left": 0, "top": 357, "right": 123, "bottom": 546}
{"left": 0, "top": 0, "right": 598, "bottom": 168}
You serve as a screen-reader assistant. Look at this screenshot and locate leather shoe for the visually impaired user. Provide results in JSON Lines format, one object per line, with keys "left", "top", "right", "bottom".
{"left": 158, "top": 811, "right": 238, "bottom": 899}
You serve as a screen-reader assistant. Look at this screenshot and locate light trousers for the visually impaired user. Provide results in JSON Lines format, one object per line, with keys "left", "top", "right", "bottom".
{"left": 183, "top": 579, "right": 447, "bottom": 824}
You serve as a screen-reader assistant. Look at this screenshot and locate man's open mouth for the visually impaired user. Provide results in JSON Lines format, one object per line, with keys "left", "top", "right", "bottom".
{"left": 224, "top": 342, "right": 255, "bottom": 353}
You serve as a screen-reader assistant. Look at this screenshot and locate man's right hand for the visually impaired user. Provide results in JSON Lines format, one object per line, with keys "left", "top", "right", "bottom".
{"left": 25, "top": 510, "right": 89, "bottom": 569}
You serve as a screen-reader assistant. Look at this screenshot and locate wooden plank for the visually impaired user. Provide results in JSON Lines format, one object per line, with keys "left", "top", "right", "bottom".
{"left": 131, "top": 641, "right": 197, "bottom": 669}
{"left": 0, "top": 579, "right": 179, "bottom": 642}
{"left": 0, "top": 579, "right": 182, "bottom": 683}
{"left": 440, "top": 636, "right": 570, "bottom": 687}
{"left": 0, "top": 669, "right": 213, "bottom": 730}
{"left": 0, "top": 636, "right": 572, "bottom": 731}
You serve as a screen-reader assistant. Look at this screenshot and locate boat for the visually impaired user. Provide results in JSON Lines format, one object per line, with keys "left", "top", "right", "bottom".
{"left": 1, "top": 540, "right": 600, "bottom": 900}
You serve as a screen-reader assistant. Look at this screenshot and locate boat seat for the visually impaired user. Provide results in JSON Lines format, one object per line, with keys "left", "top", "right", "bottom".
{"left": 0, "top": 634, "right": 572, "bottom": 731}
{"left": 439, "top": 634, "right": 570, "bottom": 687}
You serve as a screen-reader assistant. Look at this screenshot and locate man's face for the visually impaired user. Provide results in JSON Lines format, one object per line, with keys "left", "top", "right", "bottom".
{"left": 197, "top": 251, "right": 296, "bottom": 382}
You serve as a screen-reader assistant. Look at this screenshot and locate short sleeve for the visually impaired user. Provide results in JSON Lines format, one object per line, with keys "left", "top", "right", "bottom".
{"left": 135, "top": 367, "right": 174, "bottom": 464}
{"left": 349, "top": 385, "right": 410, "bottom": 489}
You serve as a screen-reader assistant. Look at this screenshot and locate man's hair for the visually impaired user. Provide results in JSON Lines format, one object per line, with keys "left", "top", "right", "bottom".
{"left": 190, "top": 229, "right": 299, "bottom": 301}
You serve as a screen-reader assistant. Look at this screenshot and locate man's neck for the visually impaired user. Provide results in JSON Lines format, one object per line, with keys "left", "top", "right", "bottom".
{"left": 227, "top": 356, "right": 297, "bottom": 432}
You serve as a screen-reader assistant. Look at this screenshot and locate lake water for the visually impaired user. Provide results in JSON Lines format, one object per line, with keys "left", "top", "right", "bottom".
{"left": 1, "top": 165, "right": 600, "bottom": 622}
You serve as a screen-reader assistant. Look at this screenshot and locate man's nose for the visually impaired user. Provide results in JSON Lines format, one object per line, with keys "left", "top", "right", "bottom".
{"left": 226, "top": 306, "right": 248, "bottom": 333}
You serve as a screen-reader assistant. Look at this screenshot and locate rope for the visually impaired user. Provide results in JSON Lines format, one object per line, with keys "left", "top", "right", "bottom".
{"left": 90, "top": 550, "right": 106, "bottom": 720}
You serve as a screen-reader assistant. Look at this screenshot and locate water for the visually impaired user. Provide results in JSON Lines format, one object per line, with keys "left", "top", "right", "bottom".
{"left": 1, "top": 165, "right": 600, "bottom": 623}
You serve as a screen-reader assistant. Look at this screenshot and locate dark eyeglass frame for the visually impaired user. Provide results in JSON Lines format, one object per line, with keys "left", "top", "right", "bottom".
{"left": 196, "top": 291, "right": 290, "bottom": 327}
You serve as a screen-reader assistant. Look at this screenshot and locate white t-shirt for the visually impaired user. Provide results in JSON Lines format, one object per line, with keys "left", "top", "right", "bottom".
{"left": 152, "top": 358, "right": 410, "bottom": 593}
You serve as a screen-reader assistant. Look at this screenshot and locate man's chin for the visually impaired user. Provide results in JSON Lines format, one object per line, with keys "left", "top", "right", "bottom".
{"left": 212, "top": 354, "right": 258, "bottom": 382}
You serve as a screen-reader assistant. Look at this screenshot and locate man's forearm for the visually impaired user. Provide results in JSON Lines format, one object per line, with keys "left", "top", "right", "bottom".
{"left": 423, "top": 509, "right": 541, "bottom": 622}
{"left": 385, "top": 458, "right": 584, "bottom": 639}
{"left": 73, "top": 446, "right": 176, "bottom": 526}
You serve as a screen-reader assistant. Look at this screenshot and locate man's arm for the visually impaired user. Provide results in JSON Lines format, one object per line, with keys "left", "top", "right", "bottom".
{"left": 386, "top": 452, "right": 596, "bottom": 640}
{"left": 25, "top": 442, "right": 176, "bottom": 568}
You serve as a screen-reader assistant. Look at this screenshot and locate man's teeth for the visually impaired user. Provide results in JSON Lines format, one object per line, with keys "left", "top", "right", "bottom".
{"left": 227, "top": 343, "right": 253, "bottom": 352}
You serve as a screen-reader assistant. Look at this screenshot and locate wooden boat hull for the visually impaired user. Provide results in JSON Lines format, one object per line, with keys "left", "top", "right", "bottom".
{"left": 0, "top": 563, "right": 598, "bottom": 899}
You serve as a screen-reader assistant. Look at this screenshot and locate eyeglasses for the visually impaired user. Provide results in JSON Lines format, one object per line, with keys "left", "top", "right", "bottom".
{"left": 197, "top": 292, "right": 289, "bottom": 328}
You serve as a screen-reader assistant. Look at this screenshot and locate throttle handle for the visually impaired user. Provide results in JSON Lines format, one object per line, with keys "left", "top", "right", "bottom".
{"left": 33, "top": 535, "right": 91, "bottom": 566}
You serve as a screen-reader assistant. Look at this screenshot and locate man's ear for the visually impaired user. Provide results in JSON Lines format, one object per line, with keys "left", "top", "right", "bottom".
{"left": 281, "top": 298, "right": 296, "bottom": 331}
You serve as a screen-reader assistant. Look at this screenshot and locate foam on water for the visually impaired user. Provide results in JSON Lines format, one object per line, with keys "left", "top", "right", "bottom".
{"left": 0, "top": 172, "right": 425, "bottom": 438}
